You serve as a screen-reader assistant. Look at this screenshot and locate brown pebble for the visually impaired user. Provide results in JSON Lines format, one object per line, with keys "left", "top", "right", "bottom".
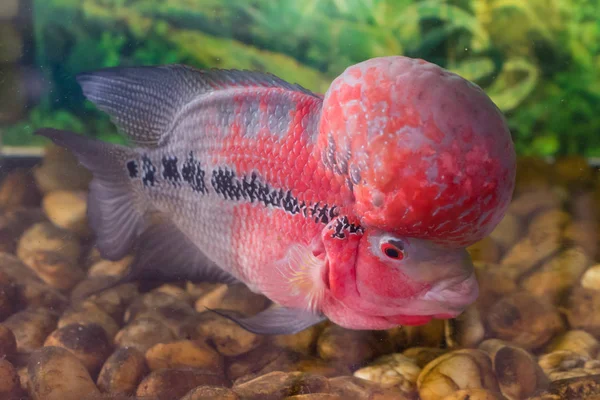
{"left": 353, "top": 353, "right": 421, "bottom": 395}
{"left": 0, "top": 169, "right": 41, "bottom": 211}
{"left": 532, "top": 374, "right": 600, "bottom": 399}
{"left": 403, "top": 319, "right": 446, "bottom": 348}
{"left": 292, "top": 357, "right": 350, "bottom": 378}
{"left": 43, "top": 323, "right": 112, "bottom": 376}
{"left": 417, "top": 349, "right": 500, "bottom": 400}
{"left": 186, "top": 282, "right": 222, "bottom": 299}
{"left": 529, "top": 209, "right": 572, "bottom": 237}
{"left": 0, "top": 358, "right": 22, "bottom": 399}
{"left": 87, "top": 256, "right": 133, "bottom": 279}
{"left": 27, "top": 346, "right": 100, "bottom": 400}
{"left": 546, "top": 330, "right": 600, "bottom": 359}
{"left": 135, "top": 367, "right": 226, "bottom": 400}
{"left": 194, "top": 283, "right": 270, "bottom": 316}
{"left": 124, "top": 291, "right": 197, "bottom": 334}
{"left": 449, "top": 305, "right": 485, "bottom": 348}
{"left": 473, "top": 265, "right": 517, "bottom": 312}
{"left": 317, "top": 325, "right": 395, "bottom": 368}
{"left": 227, "top": 345, "right": 302, "bottom": 382}
{"left": 145, "top": 339, "right": 223, "bottom": 372}
{"left": 0, "top": 284, "right": 16, "bottom": 322}
{"left": 59, "top": 302, "right": 120, "bottom": 340}
{"left": 0, "top": 208, "right": 46, "bottom": 254}
{"left": 402, "top": 347, "right": 448, "bottom": 369}
{"left": 564, "top": 221, "right": 598, "bottom": 258}
{"left": 512, "top": 157, "right": 554, "bottom": 193}
{"left": 500, "top": 225, "right": 563, "bottom": 279}
{"left": 274, "top": 323, "right": 325, "bottom": 355}
{"left": 546, "top": 368, "right": 600, "bottom": 381}
{"left": 97, "top": 347, "right": 148, "bottom": 395}
{"left": 467, "top": 236, "right": 501, "bottom": 263}
{"left": 181, "top": 311, "right": 263, "bottom": 357}
{"left": 84, "top": 283, "right": 139, "bottom": 323}
{"left": 20, "top": 250, "right": 85, "bottom": 291}
{"left": 489, "top": 212, "right": 523, "bottom": 252}
{"left": 152, "top": 283, "right": 193, "bottom": 304}
{"left": 16, "top": 365, "right": 27, "bottom": 393}
{"left": 441, "top": 388, "right": 506, "bottom": 400}
{"left": 538, "top": 350, "right": 591, "bottom": 377}
{"left": 3, "top": 307, "right": 58, "bottom": 353}
{"left": 328, "top": 376, "right": 381, "bottom": 398}
{"left": 580, "top": 264, "right": 600, "bottom": 290}
{"left": 32, "top": 144, "right": 92, "bottom": 194}
{"left": 479, "top": 339, "right": 548, "bottom": 399}
{"left": 17, "top": 222, "right": 81, "bottom": 265}
{"left": 328, "top": 375, "right": 411, "bottom": 400}
{"left": 70, "top": 276, "right": 121, "bottom": 302}
{"left": 520, "top": 246, "right": 589, "bottom": 303}
{"left": 508, "top": 187, "right": 562, "bottom": 217}
{"left": 42, "top": 190, "right": 90, "bottom": 236}
{"left": 486, "top": 291, "right": 564, "bottom": 350}
{"left": 180, "top": 386, "right": 240, "bottom": 400}
{"left": 84, "top": 246, "right": 103, "bottom": 269}
{"left": 114, "top": 317, "right": 176, "bottom": 353}
{"left": 0, "top": 324, "right": 17, "bottom": 359}
{"left": 566, "top": 287, "right": 600, "bottom": 336}
{"left": 554, "top": 155, "right": 593, "bottom": 185}
{"left": 0, "top": 252, "right": 68, "bottom": 311}
{"left": 232, "top": 371, "right": 329, "bottom": 400}
{"left": 17, "top": 281, "right": 68, "bottom": 312}
{"left": 284, "top": 395, "right": 342, "bottom": 400}
{"left": 124, "top": 291, "right": 187, "bottom": 321}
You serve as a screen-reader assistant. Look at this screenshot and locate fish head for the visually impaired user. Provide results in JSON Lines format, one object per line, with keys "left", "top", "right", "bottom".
{"left": 319, "top": 56, "right": 516, "bottom": 248}
{"left": 321, "top": 224, "right": 478, "bottom": 329}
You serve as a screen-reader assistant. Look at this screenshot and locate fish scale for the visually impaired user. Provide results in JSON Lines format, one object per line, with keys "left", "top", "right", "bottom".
{"left": 37, "top": 56, "right": 515, "bottom": 335}
{"left": 128, "top": 120, "right": 347, "bottom": 296}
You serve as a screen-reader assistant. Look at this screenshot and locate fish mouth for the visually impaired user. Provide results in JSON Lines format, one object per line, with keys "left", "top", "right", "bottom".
{"left": 379, "top": 273, "right": 478, "bottom": 324}
{"left": 422, "top": 272, "right": 479, "bottom": 310}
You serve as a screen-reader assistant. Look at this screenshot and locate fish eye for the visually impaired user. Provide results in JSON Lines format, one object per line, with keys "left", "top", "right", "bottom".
{"left": 380, "top": 239, "right": 405, "bottom": 260}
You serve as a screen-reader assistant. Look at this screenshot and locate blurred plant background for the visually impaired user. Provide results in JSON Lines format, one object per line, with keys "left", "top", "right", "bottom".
{"left": 2, "top": 0, "right": 600, "bottom": 157}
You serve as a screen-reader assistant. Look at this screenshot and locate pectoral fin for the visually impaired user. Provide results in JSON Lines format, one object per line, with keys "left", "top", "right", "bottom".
{"left": 207, "top": 306, "right": 327, "bottom": 335}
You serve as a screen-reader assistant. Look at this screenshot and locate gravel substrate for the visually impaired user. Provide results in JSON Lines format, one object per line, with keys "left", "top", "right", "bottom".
{"left": 1, "top": 147, "right": 600, "bottom": 399}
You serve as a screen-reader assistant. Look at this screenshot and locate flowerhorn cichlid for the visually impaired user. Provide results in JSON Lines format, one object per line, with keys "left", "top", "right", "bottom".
{"left": 37, "top": 56, "right": 516, "bottom": 335}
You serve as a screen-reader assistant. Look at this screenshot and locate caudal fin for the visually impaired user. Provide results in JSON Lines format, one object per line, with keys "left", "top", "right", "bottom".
{"left": 36, "top": 128, "right": 145, "bottom": 261}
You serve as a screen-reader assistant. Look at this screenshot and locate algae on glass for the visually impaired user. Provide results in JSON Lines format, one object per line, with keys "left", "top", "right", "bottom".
{"left": 3, "top": 0, "right": 600, "bottom": 158}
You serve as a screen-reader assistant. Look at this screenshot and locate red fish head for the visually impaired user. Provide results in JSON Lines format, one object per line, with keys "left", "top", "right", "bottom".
{"left": 321, "top": 224, "right": 478, "bottom": 330}
{"left": 319, "top": 56, "right": 516, "bottom": 248}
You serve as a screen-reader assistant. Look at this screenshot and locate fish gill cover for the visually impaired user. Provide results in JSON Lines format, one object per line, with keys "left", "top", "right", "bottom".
{"left": 2, "top": 0, "right": 600, "bottom": 157}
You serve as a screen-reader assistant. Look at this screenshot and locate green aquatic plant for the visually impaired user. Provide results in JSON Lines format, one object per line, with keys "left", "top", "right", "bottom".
{"left": 10, "top": 0, "right": 600, "bottom": 158}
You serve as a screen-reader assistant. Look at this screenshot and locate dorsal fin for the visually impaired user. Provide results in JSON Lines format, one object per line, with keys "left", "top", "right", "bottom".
{"left": 76, "top": 65, "right": 321, "bottom": 148}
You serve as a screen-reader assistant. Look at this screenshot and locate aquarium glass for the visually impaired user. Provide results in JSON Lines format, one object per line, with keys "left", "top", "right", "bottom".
{"left": 2, "top": 2, "right": 600, "bottom": 400}
{"left": 0, "top": 0, "right": 598, "bottom": 157}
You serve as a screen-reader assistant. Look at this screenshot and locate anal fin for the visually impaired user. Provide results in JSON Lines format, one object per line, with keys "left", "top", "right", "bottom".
{"left": 72, "top": 218, "right": 239, "bottom": 301}
{"left": 127, "top": 218, "right": 240, "bottom": 284}
{"left": 207, "top": 306, "right": 327, "bottom": 335}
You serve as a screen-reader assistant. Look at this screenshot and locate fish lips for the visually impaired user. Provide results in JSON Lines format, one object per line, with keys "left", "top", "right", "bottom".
{"left": 380, "top": 273, "right": 479, "bottom": 325}
{"left": 422, "top": 272, "right": 480, "bottom": 309}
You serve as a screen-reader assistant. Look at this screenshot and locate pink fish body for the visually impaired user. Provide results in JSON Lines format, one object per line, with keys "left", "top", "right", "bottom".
{"left": 38, "top": 56, "right": 515, "bottom": 334}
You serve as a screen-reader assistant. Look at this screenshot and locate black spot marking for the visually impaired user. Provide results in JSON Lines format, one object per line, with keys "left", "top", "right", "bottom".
{"left": 211, "top": 168, "right": 242, "bottom": 201}
{"left": 141, "top": 155, "right": 156, "bottom": 187}
{"left": 209, "top": 167, "right": 355, "bottom": 232}
{"left": 126, "top": 161, "right": 139, "bottom": 178}
{"left": 331, "top": 216, "right": 364, "bottom": 239}
{"left": 181, "top": 152, "right": 208, "bottom": 194}
{"left": 162, "top": 156, "right": 181, "bottom": 185}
